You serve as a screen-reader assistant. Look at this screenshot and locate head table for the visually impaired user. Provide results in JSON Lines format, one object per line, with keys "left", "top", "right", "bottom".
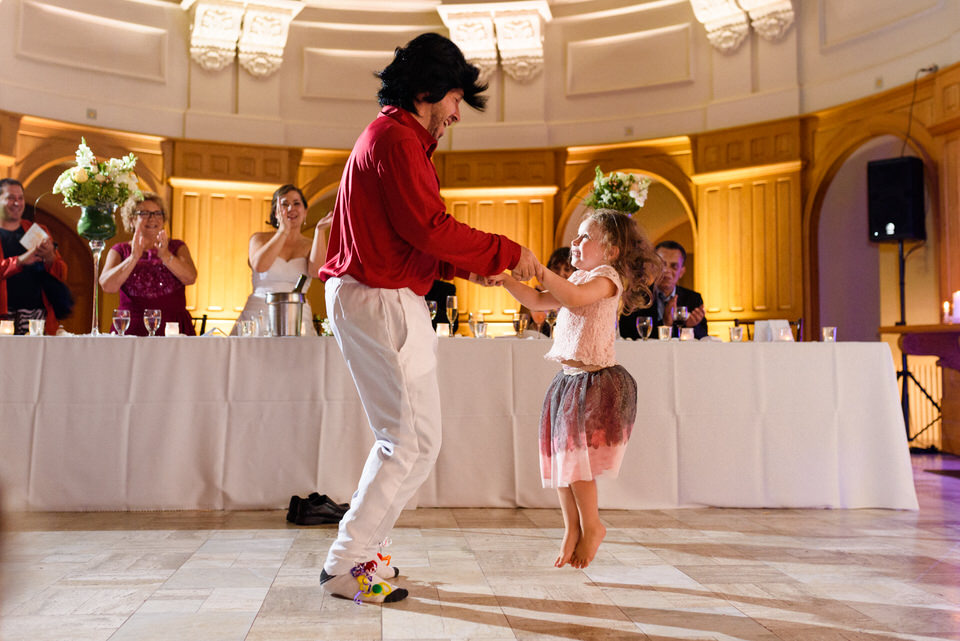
{"left": 0, "top": 335, "right": 917, "bottom": 511}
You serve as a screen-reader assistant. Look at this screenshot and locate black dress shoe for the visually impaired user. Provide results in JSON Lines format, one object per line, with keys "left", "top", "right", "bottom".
{"left": 286, "top": 495, "right": 303, "bottom": 523}
{"left": 307, "top": 492, "right": 349, "bottom": 515}
{"left": 294, "top": 499, "right": 344, "bottom": 526}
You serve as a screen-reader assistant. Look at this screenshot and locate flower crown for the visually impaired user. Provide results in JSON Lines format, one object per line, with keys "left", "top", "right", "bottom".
{"left": 582, "top": 166, "right": 651, "bottom": 215}
{"left": 53, "top": 138, "right": 142, "bottom": 210}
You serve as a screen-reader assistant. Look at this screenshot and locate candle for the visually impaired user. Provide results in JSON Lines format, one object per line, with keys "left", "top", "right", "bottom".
{"left": 953, "top": 291, "right": 960, "bottom": 318}
{"left": 0, "top": 320, "right": 14, "bottom": 335}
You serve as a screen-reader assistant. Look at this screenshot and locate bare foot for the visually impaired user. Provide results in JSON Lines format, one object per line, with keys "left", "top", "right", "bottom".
{"left": 555, "top": 527, "right": 580, "bottom": 567}
{"left": 571, "top": 522, "right": 606, "bottom": 569}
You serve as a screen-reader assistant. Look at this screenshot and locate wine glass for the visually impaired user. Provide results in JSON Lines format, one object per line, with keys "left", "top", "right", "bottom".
{"left": 545, "top": 309, "right": 558, "bottom": 337}
{"left": 445, "top": 295, "right": 458, "bottom": 333}
{"left": 636, "top": 316, "right": 653, "bottom": 340}
{"left": 112, "top": 309, "right": 131, "bottom": 336}
{"left": 530, "top": 310, "right": 547, "bottom": 337}
{"left": 427, "top": 300, "right": 437, "bottom": 321}
{"left": 512, "top": 312, "right": 528, "bottom": 336}
{"left": 673, "top": 305, "right": 689, "bottom": 335}
{"left": 144, "top": 309, "right": 162, "bottom": 336}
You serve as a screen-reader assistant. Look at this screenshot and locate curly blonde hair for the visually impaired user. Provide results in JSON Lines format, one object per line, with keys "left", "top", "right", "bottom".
{"left": 119, "top": 192, "right": 166, "bottom": 233}
{"left": 586, "top": 208, "right": 662, "bottom": 315}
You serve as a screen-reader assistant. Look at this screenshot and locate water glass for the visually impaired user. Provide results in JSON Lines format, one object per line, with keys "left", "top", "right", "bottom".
{"left": 658, "top": 325, "right": 672, "bottom": 341}
{"left": 636, "top": 316, "right": 653, "bottom": 340}
{"left": 822, "top": 326, "right": 837, "bottom": 342}
{"left": 427, "top": 300, "right": 437, "bottom": 320}
{"left": 28, "top": 318, "right": 45, "bottom": 336}
{"left": 238, "top": 319, "right": 256, "bottom": 337}
{"left": 144, "top": 309, "right": 162, "bottom": 336}
{"left": 475, "top": 321, "right": 488, "bottom": 338}
{"left": 112, "top": 309, "right": 131, "bottom": 336}
{"left": 729, "top": 326, "right": 743, "bottom": 342}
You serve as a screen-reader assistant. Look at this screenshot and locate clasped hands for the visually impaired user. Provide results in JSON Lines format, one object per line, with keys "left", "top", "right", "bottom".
{"left": 17, "top": 238, "right": 56, "bottom": 267}
{"left": 469, "top": 246, "right": 543, "bottom": 287}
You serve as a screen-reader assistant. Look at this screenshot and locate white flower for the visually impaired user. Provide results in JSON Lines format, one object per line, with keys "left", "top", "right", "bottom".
{"left": 74, "top": 139, "right": 96, "bottom": 168}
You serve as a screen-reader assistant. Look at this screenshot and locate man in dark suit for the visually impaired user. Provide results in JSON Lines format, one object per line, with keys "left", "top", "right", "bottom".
{"left": 425, "top": 279, "right": 458, "bottom": 333}
{"left": 619, "top": 240, "right": 708, "bottom": 340}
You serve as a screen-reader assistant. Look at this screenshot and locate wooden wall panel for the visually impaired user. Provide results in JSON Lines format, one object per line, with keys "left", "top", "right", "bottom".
{"left": 170, "top": 180, "right": 274, "bottom": 325}
{"left": 695, "top": 163, "right": 803, "bottom": 324}
{"left": 440, "top": 189, "right": 557, "bottom": 327}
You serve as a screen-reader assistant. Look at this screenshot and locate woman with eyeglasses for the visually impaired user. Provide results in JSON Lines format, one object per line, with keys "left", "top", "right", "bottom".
{"left": 100, "top": 192, "right": 198, "bottom": 335}
{"left": 230, "top": 184, "right": 330, "bottom": 336}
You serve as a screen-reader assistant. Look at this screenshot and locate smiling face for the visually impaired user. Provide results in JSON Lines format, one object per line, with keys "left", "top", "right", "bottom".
{"left": 275, "top": 190, "right": 306, "bottom": 228}
{"left": 133, "top": 199, "right": 165, "bottom": 239}
{"left": 569, "top": 218, "right": 610, "bottom": 272}
{"left": 0, "top": 182, "right": 25, "bottom": 228}
{"left": 656, "top": 247, "right": 685, "bottom": 294}
{"left": 413, "top": 89, "right": 463, "bottom": 140}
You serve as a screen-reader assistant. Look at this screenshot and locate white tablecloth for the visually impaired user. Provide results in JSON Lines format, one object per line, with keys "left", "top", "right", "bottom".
{"left": 0, "top": 336, "right": 918, "bottom": 511}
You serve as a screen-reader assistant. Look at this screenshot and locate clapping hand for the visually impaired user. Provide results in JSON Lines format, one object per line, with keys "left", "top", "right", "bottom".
{"left": 17, "top": 245, "right": 41, "bottom": 267}
{"left": 33, "top": 238, "right": 56, "bottom": 265}
{"left": 686, "top": 305, "right": 706, "bottom": 327}
{"left": 155, "top": 229, "right": 173, "bottom": 262}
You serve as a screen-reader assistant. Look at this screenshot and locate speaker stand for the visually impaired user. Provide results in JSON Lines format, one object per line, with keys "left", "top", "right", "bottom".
{"left": 894, "top": 239, "right": 941, "bottom": 442}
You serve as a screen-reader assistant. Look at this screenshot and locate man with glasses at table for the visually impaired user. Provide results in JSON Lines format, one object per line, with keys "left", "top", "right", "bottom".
{"left": 0, "top": 178, "right": 68, "bottom": 334}
{"left": 619, "top": 240, "right": 707, "bottom": 340}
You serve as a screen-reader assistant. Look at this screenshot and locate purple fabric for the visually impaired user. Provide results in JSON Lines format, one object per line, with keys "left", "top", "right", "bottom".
{"left": 111, "top": 240, "right": 195, "bottom": 336}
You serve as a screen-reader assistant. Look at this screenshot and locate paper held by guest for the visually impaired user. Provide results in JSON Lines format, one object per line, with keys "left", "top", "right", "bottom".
{"left": 19, "top": 223, "right": 48, "bottom": 251}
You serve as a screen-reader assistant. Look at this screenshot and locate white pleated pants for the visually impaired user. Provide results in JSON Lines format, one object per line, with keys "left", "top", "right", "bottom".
{"left": 322, "top": 276, "right": 442, "bottom": 575}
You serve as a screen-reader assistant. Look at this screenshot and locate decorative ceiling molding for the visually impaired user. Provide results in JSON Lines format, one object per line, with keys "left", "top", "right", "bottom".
{"left": 437, "top": 1, "right": 552, "bottom": 84}
{"left": 441, "top": 12, "right": 498, "bottom": 85}
{"left": 689, "top": 0, "right": 749, "bottom": 53}
{"left": 181, "top": 0, "right": 302, "bottom": 77}
{"left": 736, "top": 0, "right": 794, "bottom": 41}
{"left": 186, "top": 1, "right": 244, "bottom": 71}
{"left": 689, "top": 0, "right": 794, "bottom": 52}
{"left": 495, "top": 10, "right": 546, "bottom": 81}
{"left": 238, "top": 5, "right": 297, "bottom": 77}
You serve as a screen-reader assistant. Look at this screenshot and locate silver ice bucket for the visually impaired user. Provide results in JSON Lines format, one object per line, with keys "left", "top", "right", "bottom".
{"left": 266, "top": 292, "right": 305, "bottom": 336}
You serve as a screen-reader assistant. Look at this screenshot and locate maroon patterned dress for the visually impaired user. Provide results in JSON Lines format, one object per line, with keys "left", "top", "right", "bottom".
{"left": 111, "top": 240, "right": 195, "bottom": 336}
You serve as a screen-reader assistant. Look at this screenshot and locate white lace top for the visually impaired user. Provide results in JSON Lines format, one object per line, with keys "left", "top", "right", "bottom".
{"left": 544, "top": 264, "right": 622, "bottom": 368}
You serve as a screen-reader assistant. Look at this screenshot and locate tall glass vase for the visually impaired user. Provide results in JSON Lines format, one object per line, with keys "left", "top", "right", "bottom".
{"left": 77, "top": 204, "right": 117, "bottom": 335}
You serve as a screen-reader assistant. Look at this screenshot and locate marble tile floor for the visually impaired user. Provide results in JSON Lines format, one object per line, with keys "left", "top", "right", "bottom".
{"left": 1, "top": 453, "right": 959, "bottom": 641}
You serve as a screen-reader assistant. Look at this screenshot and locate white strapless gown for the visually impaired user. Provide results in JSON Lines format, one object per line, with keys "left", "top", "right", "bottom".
{"left": 231, "top": 256, "right": 317, "bottom": 336}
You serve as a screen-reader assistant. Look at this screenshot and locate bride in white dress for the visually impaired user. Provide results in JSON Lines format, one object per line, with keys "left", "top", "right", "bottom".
{"left": 231, "top": 185, "right": 330, "bottom": 336}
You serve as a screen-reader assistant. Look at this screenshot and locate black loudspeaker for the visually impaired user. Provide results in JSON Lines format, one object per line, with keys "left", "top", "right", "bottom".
{"left": 867, "top": 156, "right": 926, "bottom": 242}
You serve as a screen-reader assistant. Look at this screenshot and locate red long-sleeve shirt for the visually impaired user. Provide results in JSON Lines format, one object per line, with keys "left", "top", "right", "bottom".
{"left": 318, "top": 106, "right": 521, "bottom": 295}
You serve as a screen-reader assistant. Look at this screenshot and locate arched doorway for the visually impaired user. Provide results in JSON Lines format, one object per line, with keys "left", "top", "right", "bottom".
{"left": 559, "top": 174, "right": 696, "bottom": 290}
{"left": 817, "top": 136, "right": 939, "bottom": 339}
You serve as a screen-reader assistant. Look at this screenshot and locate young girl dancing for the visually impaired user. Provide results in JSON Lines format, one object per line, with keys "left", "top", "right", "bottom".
{"left": 494, "top": 208, "right": 660, "bottom": 569}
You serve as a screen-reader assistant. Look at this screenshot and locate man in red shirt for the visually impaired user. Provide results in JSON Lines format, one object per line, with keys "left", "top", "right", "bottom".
{"left": 0, "top": 178, "right": 68, "bottom": 334}
{"left": 318, "top": 33, "right": 537, "bottom": 603}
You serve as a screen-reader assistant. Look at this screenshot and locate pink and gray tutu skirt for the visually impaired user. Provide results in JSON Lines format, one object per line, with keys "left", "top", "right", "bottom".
{"left": 539, "top": 365, "right": 637, "bottom": 488}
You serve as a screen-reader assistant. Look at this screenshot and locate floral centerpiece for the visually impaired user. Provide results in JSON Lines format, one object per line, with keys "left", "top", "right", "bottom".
{"left": 53, "top": 138, "right": 142, "bottom": 241}
{"left": 53, "top": 138, "right": 142, "bottom": 334}
{"left": 582, "top": 166, "right": 651, "bottom": 215}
